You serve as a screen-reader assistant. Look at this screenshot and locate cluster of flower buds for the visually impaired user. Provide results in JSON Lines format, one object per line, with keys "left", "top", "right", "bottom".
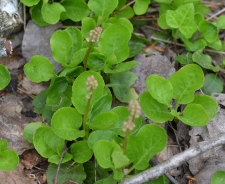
{"left": 122, "top": 100, "right": 141, "bottom": 132}
{"left": 86, "top": 27, "right": 102, "bottom": 43}
{"left": 86, "top": 75, "right": 98, "bottom": 99}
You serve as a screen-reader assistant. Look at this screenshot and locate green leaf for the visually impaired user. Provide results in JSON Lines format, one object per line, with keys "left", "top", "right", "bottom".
{"left": 62, "top": 0, "right": 90, "bottom": 22}
{"left": 207, "top": 39, "right": 223, "bottom": 51}
{"left": 24, "top": 55, "right": 54, "bottom": 83}
{"left": 140, "top": 91, "right": 174, "bottom": 123}
{"left": 146, "top": 75, "right": 173, "bottom": 107}
{"left": 70, "top": 48, "right": 88, "bottom": 67}
{"left": 175, "top": 53, "right": 193, "bottom": 65}
{"left": 46, "top": 161, "right": 86, "bottom": 184}
{"left": 33, "top": 126, "right": 65, "bottom": 158}
{"left": 211, "top": 170, "right": 225, "bottom": 184}
{"left": 110, "top": 106, "right": 142, "bottom": 137}
{"left": 195, "top": 4, "right": 210, "bottom": 15}
{"left": 20, "top": 0, "right": 40, "bottom": 6}
{"left": 41, "top": 3, "right": 65, "bottom": 24}
{"left": 50, "top": 30, "right": 72, "bottom": 66}
{"left": 51, "top": 107, "right": 84, "bottom": 140}
{"left": 192, "top": 95, "right": 218, "bottom": 118}
{"left": 95, "top": 177, "right": 117, "bottom": 184}
{"left": 127, "top": 124, "right": 167, "bottom": 170}
{"left": 88, "top": 130, "right": 122, "bottom": 149}
{"left": 198, "top": 20, "right": 218, "bottom": 43}
{"left": 169, "top": 64, "right": 204, "bottom": 104}
{"left": 202, "top": 74, "right": 223, "bottom": 95}
{"left": 0, "top": 140, "right": 7, "bottom": 152}
{"left": 70, "top": 141, "right": 93, "bottom": 163}
{"left": 216, "top": 16, "right": 225, "bottom": 29}
{"left": 88, "top": 0, "right": 118, "bottom": 19}
{"left": 0, "top": 64, "right": 10, "bottom": 90}
{"left": 99, "top": 24, "right": 131, "bottom": 64}
{"left": 192, "top": 50, "right": 219, "bottom": 72}
{"left": 88, "top": 112, "right": 118, "bottom": 130}
{"left": 112, "top": 145, "right": 129, "bottom": 169}
{"left": 133, "top": 0, "right": 151, "bottom": 15}
{"left": 177, "top": 104, "right": 210, "bottom": 126}
{"left": 103, "top": 17, "right": 133, "bottom": 33}
{"left": 30, "top": 1, "right": 49, "bottom": 26}
{"left": 23, "top": 122, "right": 46, "bottom": 143}
{"left": 109, "top": 71, "right": 138, "bottom": 103}
{"left": 0, "top": 150, "right": 19, "bottom": 171}
{"left": 87, "top": 52, "right": 106, "bottom": 71}
{"left": 114, "top": 6, "right": 135, "bottom": 19}
{"left": 48, "top": 153, "right": 72, "bottom": 164}
{"left": 158, "top": 14, "right": 170, "bottom": 29}
{"left": 166, "top": 3, "right": 197, "bottom": 38}
{"left": 81, "top": 17, "right": 96, "bottom": 38}
{"left": 89, "top": 87, "right": 112, "bottom": 123}
{"left": 155, "top": 0, "right": 172, "bottom": 3}
{"left": 104, "top": 61, "right": 137, "bottom": 74}
{"left": 65, "top": 27, "right": 83, "bottom": 54}
{"left": 72, "top": 71, "right": 105, "bottom": 114}
{"left": 182, "top": 37, "right": 207, "bottom": 51}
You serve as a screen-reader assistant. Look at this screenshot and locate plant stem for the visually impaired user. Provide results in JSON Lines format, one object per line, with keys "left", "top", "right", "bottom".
{"left": 83, "top": 42, "right": 93, "bottom": 71}
{"left": 123, "top": 130, "right": 130, "bottom": 155}
{"left": 83, "top": 94, "right": 92, "bottom": 138}
{"left": 111, "top": 0, "right": 136, "bottom": 16}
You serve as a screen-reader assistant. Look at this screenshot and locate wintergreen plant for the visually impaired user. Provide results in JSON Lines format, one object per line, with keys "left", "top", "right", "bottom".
{"left": 23, "top": 71, "right": 167, "bottom": 183}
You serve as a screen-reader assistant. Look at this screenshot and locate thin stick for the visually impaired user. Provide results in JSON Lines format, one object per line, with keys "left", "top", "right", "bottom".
{"left": 206, "top": 7, "right": 225, "bottom": 21}
{"left": 151, "top": 36, "right": 225, "bottom": 55}
{"left": 54, "top": 148, "right": 68, "bottom": 184}
{"left": 111, "top": 0, "right": 136, "bottom": 16}
{"left": 150, "top": 157, "right": 180, "bottom": 184}
{"left": 120, "top": 134, "right": 225, "bottom": 184}
{"left": 23, "top": 4, "right": 26, "bottom": 30}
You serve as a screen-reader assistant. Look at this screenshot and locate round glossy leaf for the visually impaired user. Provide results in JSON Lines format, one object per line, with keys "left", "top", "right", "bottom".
{"left": 0, "top": 64, "right": 10, "bottom": 90}
{"left": 177, "top": 104, "right": 210, "bottom": 126}
{"left": 33, "top": 126, "right": 65, "bottom": 158}
{"left": 202, "top": 74, "right": 223, "bottom": 95}
{"left": 192, "top": 95, "right": 218, "bottom": 118}
{"left": 62, "top": 0, "right": 90, "bottom": 22}
{"left": 140, "top": 91, "right": 174, "bottom": 123}
{"left": 87, "top": 52, "right": 106, "bottom": 71}
{"left": 88, "top": 0, "right": 118, "bottom": 19}
{"left": 0, "top": 150, "right": 19, "bottom": 171}
{"left": 30, "top": 1, "right": 49, "bottom": 26}
{"left": 20, "top": 0, "right": 40, "bottom": 6}
{"left": 169, "top": 64, "right": 204, "bottom": 104}
{"left": 50, "top": 30, "right": 73, "bottom": 66}
{"left": 99, "top": 24, "right": 131, "bottom": 64}
{"left": 211, "top": 170, "right": 225, "bottom": 184}
{"left": 133, "top": 0, "right": 150, "bottom": 15}
{"left": 146, "top": 75, "right": 173, "bottom": 107}
{"left": 70, "top": 141, "right": 93, "bottom": 163}
{"left": 48, "top": 153, "right": 72, "bottom": 164}
{"left": 41, "top": 3, "right": 65, "bottom": 24}
{"left": 114, "top": 6, "right": 134, "bottom": 19}
{"left": 24, "top": 55, "right": 54, "bottom": 83}
{"left": 81, "top": 17, "right": 96, "bottom": 38}
{"left": 51, "top": 107, "right": 84, "bottom": 140}
{"left": 72, "top": 71, "right": 105, "bottom": 114}
{"left": 127, "top": 124, "right": 167, "bottom": 170}
{"left": 104, "top": 60, "right": 137, "bottom": 74}
{"left": 88, "top": 111, "right": 118, "bottom": 130}
{"left": 23, "top": 122, "right": 46, "bottom": 143}
{"left": 88, "top": 130, "right": 122, "bottom": 149}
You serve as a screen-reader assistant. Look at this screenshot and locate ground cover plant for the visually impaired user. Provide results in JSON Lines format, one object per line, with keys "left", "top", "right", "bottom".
{"left": 1, "top": 0, "right": 225, "bottom": 183}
